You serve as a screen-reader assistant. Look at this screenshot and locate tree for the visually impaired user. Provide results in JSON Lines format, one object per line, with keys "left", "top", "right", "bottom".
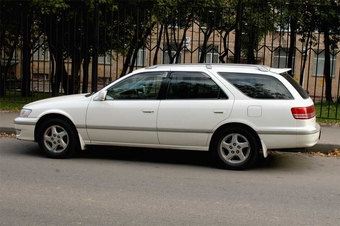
{"left": 241, "top": 0, "right": 281, "bottom": 64}
{"left": 117, "top": 0, "right": 159, "bottom": 76}
{"left": 315, "top": 0, "right": 340, "bottom": 102}
{"left": 296, "top": 0, "right": 340, "bottom": 101}
{"left": 0, "top": 0, "right": 41, "bottom": 98}
{"left": 33, "top": 0, "right": 123, "bottom": 95}
{"left": 0, "top": 1, "right": 21, "bottom": 97}
{"left": 194, "top": 1, "right": 227, "bottom": 63}
{"left": 149, "top": 0, "right": 195, "bottom": 66}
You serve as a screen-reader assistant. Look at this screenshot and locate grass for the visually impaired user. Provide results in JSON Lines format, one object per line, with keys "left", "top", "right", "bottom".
{"left": 0, "top": 90, "right": 52, "bottom": 112}
{"left": 314, "top": 102, "right": 340, "bottom": 124}
{"left": 0, "top": 91, "right": 339, "bottom": 124}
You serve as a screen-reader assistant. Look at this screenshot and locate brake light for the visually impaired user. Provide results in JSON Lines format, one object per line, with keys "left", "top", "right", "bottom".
{"left": 291, "top": 105, "right": 316, "bottom": 119}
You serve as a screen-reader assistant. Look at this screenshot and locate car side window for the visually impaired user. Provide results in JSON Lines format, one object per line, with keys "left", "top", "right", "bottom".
{"left": 166, "top": 72, "right": 228, "bottom": 99}
{"left": 106, "top": 72, "right": 166, "bottom": 100}
{"left": 218, "top": 72, "right": 293, "bottom": 99}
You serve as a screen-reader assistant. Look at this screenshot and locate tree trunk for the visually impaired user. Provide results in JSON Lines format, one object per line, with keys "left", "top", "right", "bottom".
{"left": 82, "top": 55, "right": 90, "bottom": 93}
{"left": 246, "top": 27, "right": 256, "bottom": 64}
{"left": 21, "top": 9, "right": 31, "bottom": 98}
{"left": 153, "top": 25, "right": 163, "bottom": 65}
{"left": 299, "top": 33, "right": 311, "bottom": 86}
{"left": 323, "top": 24, "right": 332, "bottom": 102}
{"left": 199, "top": 28, "right": 213, "bottom": 63}
{"left": 234, "top": 0, "right": 243, "bottom": 63}
{"left": 288, "top": 18, "right": 297, "bottom": 77}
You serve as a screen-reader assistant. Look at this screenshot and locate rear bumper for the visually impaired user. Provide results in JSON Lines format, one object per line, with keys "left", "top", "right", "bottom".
{"left": 258, "top": 123, "right": 321, "bottom": 149}
{"left": 295, "top": 123, "right": 321, "bottom": 148}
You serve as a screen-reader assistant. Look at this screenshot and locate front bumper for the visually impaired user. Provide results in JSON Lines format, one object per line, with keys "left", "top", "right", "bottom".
{"left": 14, "top": 117, "right": 38, "bottom": 141}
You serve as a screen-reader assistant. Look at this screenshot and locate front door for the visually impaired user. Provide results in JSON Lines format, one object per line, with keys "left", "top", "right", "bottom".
{"left": 86, "top": 72, "right": 166, "bottom": 145}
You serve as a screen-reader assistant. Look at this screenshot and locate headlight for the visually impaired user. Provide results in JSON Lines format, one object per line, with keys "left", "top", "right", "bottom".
{"left": 20, "top": 108, "right": 32, "bottom": 117}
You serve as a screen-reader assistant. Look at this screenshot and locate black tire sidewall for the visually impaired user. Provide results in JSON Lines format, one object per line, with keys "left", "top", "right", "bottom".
{"left": 38, "top": 118, "right": 78, "bottom": 158}
{"left": 212, "top": 127, "right": 259, "bottom": 170}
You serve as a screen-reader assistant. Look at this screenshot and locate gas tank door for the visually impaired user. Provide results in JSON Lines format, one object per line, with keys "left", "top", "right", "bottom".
{"left": 248, "top": 105, "right": 262, "bottom": 117}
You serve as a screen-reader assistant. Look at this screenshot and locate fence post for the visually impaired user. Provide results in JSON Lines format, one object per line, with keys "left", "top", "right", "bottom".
{"left": 91, "top": 1, "right": 99, "bottom": 92}
{"left": 234, "top": 0, "right": 243, "bottom": 63}
{"left": 22, "top": 6, "right": 31, "bottom": 98}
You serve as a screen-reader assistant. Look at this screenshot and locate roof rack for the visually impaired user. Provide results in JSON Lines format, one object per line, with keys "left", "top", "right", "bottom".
{"left": 205, "top": 63, "right": 269, "bottom": 72}
{"left": 146, "top": 63, "right": 270, "bottom": 72}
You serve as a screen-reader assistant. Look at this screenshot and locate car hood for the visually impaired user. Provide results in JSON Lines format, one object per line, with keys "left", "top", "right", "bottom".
{"left": 23, "top": 93, "right": 92, "bottom": 109}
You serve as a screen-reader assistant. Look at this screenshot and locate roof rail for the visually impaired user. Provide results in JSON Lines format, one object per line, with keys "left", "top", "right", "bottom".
{"left": 146, "top": 63, "right": 270, "bottom": 72}
{"left": 207, "top": 63, "right": 269, "bottom": 72}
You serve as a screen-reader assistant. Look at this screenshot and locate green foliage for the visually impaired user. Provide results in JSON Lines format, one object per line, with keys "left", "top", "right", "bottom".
{"left": 33, "top": 0, "right": 69, "bottom": 14}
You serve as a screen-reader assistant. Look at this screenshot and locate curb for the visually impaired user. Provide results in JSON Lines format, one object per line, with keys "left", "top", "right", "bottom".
{"left": 0, "top": 127, "right": 16, "bottom": 135}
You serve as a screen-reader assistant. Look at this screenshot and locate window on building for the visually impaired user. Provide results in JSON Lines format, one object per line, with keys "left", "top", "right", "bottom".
{"left": 1, "top": 48, "right": 19, "bottom": 60}
{"left": 199, "top": 45, "right": 219, "bottom": 63}
{"left": 163, "top": 44, "right": 182, "bottom": 64}
{"left": 98, "top": 54, "right": 111, "bottom": 64}
{"left": 313, "top": 51, "right": 336, "bottom": 77}
{"left": 135, "top": 49, "right": 146, "bottom": 67}
{"left": 33, "top": 42, "right": 49, "bottom": 61}
{"left": 273, "top": 48, "right": 294, "bottom": 69}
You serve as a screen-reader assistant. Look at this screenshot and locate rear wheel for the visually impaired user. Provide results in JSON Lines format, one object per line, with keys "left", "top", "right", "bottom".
{"left": 211, "top": 127, "right": 259, "bottom": 170}
{"left": 38, "top": 118, "right": 79, "bottom": 158}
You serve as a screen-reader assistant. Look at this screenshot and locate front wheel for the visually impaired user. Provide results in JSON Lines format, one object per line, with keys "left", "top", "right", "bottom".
{"left": 211, "top": 127, "right": 259, "bottom": 170}
{"left": 38, "top": 118, "right": 79, "bottom": 158}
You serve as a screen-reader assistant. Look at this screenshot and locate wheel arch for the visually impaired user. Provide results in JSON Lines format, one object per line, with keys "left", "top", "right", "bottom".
{"left": 210, "top": 122, "right": 262, "bottom": 151}
{"left": 34, "top": 113, "right": 78, "bottom": 142}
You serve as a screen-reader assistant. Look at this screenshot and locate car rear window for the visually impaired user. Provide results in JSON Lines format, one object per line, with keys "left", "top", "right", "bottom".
{"left": 281, "top": 73, "right": 309, "bottom": 99}
{"left": 218, "top": 72, "right": 293, "bottom": 99}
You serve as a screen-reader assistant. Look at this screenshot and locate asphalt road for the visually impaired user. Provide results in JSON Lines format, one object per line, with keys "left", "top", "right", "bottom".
{"left": 1, "top": 137, "right": 339, "bottom": 226}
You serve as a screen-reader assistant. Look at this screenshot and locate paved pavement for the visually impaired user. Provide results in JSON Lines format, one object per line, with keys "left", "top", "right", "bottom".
{"left": 1, "top": 111, "right": 339, "bottom": 153}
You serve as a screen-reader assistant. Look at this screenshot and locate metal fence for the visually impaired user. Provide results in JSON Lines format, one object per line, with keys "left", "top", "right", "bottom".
{"left": 0, "top": 1, "right": 339, "bottom": 120}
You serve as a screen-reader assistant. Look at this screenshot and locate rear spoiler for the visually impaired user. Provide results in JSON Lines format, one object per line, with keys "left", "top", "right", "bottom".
{"left": 269, "top": 68, "right": 291, "bottom": 74}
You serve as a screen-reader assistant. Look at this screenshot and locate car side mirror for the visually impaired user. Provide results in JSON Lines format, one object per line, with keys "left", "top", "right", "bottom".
{"left": 96, "top": 90, "right": 107, "bottom": 101}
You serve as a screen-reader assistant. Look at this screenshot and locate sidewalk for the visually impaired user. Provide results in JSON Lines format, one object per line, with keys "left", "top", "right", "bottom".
{"left": 1, "top": 111, "right": 339, "bottom": 153}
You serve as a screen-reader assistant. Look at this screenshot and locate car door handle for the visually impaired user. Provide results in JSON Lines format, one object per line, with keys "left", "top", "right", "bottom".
{"left": 142, "top": 110, "right": 154, "bottom": 114}
{"left": 213, "top": 110, "right": 226, "bottom": 114}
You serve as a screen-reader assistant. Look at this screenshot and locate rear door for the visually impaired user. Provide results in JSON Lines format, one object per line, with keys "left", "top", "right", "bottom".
{"left": 157, "top": 71, "right": 234, "bottom": 148}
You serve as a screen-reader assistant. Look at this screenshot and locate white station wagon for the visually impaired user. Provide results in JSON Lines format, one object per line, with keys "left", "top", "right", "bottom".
{"left": 15, "top": 64, "right": 320, "bottom": 169}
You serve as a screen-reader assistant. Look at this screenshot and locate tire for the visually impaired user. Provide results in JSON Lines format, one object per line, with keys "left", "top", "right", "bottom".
{"left": 211, "top": 127, "right": 259, "bottom": 170}
{"left": 38, "top": 118, "right": 79, "bottom": 158}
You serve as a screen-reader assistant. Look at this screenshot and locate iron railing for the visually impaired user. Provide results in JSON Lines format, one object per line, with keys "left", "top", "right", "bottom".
{"left": 0, "top": 1, "right": 339, "bottom": 120}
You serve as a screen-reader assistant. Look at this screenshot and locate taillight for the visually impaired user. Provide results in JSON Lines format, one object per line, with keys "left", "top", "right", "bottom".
{"left": 291, "top": 105, "right": 316, "bottom": 119}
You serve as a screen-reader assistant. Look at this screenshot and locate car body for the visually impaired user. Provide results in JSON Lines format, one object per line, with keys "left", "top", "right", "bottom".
{"left": 14, "top": 64, "right": 320, "bottom": 169}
